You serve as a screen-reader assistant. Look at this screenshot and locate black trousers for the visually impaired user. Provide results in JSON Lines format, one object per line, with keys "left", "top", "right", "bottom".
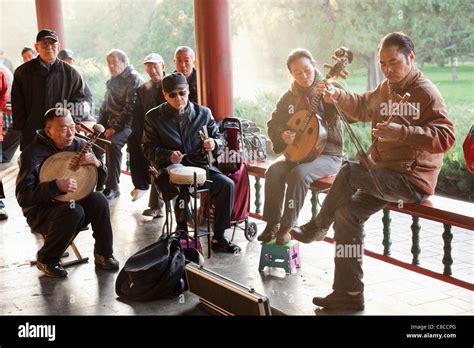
{"left": 35, "top": 192, "right": 114, "bottom": 264}
{"left": 104, "top": 128, "right": 131, "bottom": 191}
{"left": 0, "top": 180, "right": 4, "bottom": 208}
{"left": 316, "top": 162, "right": 427, "bottom": 293}
{"left": 156, "top": 167, "right": 234, "bottom": 238}
{"left": 128, "top": 136, "right": 163, "bottom": 209}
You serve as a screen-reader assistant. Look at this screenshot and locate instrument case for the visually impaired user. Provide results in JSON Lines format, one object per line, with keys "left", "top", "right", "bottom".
{"left": 185, "top": 263, "right": 272, "bottom": 316}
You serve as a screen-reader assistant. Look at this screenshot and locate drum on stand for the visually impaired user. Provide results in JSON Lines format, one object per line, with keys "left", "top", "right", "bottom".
{"left": 169, "top": 166, "right": 206, "bottom": 186}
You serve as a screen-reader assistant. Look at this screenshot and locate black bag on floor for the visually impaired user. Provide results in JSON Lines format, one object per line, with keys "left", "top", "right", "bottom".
{"left": 115, "top": 234, "right": 186, "bottom": 301}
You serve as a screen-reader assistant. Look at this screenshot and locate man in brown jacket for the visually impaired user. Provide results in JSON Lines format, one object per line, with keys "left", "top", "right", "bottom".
{"left": 291, "top": 32, "right": 455, "bottom": 311}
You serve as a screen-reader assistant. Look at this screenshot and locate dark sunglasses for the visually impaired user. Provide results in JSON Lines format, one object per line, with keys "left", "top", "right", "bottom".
{"left": 168, "top": 90, "right": 187, "bottom": 98}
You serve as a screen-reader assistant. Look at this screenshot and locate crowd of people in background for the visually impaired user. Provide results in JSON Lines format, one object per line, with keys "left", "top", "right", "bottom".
{"left": 0, "top": 29, "right": 199, "bottom": 221}
{"left": 1, "top": 28, "right": 241, "bottom": 278}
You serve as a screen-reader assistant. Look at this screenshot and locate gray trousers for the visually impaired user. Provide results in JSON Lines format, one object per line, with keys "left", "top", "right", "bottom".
{"left": 263, "top": 154, "right": 343, "bottom": 227}
{"left": 105, "top": 128, "right": 132, "bottom": 191}
{"left": 316, "top": 162, "right": 427, "bottom": 293}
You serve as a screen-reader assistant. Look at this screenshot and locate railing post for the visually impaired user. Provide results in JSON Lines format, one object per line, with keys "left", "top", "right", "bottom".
{"left": 382, "top": 209, "right": 392, "bottom": 256}
{"left": 311, "top": 192, "right": 318, "bottom": 218}
{"left": 126, "top": 152, "right": 130, "bottom": 172}
{"left": 442, "top": 223, "right": 453, "bottom": 276}
{"left": 254, "top": 177, "right": 262, "bottom": 215}
{"left": 360, "top": 221, "right": 365, "bottom": 240}
{"left": 411, "top": 216, "right": 421, "bottom": 265}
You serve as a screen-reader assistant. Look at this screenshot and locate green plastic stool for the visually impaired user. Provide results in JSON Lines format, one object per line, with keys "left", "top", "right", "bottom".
{"left": 258, "top": 239, "right": 301, "bottom": 274}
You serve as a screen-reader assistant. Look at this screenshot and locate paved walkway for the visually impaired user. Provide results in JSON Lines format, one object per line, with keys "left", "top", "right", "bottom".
{"left": 0, "top": 155, "right": 472, "bottom": 315}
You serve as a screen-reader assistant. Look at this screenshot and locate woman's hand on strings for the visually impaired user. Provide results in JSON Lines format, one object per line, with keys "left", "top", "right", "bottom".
{"left": 315, "top": 82, "right": 341, "bottom": 103}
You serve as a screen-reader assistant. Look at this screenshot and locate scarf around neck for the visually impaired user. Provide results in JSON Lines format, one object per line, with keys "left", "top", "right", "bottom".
{"left": 291, "top": 69, "right": 323, "bottom": 110}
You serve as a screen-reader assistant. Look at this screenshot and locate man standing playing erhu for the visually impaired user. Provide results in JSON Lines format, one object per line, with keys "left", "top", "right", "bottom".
{"left": 291, "top": 32, "right": 455, "bottom": 311}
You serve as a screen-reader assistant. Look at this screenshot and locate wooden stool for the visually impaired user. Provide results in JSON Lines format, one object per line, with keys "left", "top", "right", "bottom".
{"left": 258, "top": 239, "right": 301, "bottom": 274}
{"left": 30, "top": 232, "right": 89, "bottom": 268}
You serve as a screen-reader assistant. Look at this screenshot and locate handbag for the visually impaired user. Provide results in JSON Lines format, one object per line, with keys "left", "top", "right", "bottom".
{"left": 115, "top": 234, "right": 186, "bottom": 301}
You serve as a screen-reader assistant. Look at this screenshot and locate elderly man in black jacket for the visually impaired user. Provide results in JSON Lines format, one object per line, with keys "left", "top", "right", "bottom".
{"left": 143, "top": 73, "right": 239, "bottom": 253}
{"left": 173, "top": 46, "right": 198, "bottom": 103}
{"left": 11, "top": 29, "right": 86, "bottom": 150}
{"left": 98, "top": 49, "right": 143, "bottom": 199}
{"left": 16, "top": 108, "right": 119, "bottom": 278}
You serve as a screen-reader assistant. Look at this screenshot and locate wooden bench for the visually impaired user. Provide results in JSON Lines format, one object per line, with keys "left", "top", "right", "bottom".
{"left": 247, "top": 160, "right": 474, "bottom": 291}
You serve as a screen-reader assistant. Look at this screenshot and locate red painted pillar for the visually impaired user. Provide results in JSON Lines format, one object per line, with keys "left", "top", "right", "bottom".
{"left": 35, "top": 0, "right": 66, "bottom": 47}
{"left": 194, "top": 0, "right": 233, "bottom": 121}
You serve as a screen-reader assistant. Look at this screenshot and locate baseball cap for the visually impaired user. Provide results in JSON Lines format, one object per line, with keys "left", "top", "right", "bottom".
{"left": 58, "top": 49, "right": 74, "bottom": 60}
{"left": 36, "top": 29, "right": 58, "bottom": 42}
{"left": 144, "top": 53, "right": 164, "bottom": 64}
{"left": 162, "top": 72, "right": 188, "bottom": 93}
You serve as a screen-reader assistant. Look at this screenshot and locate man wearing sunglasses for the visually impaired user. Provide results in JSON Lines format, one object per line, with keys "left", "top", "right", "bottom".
{"left": 143, "top": 72, "right": 240, "bottom": 253}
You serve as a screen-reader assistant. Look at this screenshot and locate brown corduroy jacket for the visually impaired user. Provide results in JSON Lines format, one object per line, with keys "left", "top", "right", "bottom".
{"left": 336, "top": 67, "right": 455, "bottom": 195}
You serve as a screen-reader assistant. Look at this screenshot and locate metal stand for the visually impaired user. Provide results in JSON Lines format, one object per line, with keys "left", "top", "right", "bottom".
{"left": 162, "top": 169, "right": 212, "bottom": 258}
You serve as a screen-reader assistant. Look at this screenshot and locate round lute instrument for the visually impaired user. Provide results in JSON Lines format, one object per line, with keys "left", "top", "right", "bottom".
{"left": 39, "top": 124, "right": 105, "bottom": 202}
{"left": 283, "top": 47, "right": 353, "bottom": 163}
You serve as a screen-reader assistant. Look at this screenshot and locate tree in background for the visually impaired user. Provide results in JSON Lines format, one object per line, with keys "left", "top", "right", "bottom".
{"left": 231, "top": 0, "right": 473, "bottom": 90}
{"left": 64, "top": 0, "right": 195, "bottom": 108}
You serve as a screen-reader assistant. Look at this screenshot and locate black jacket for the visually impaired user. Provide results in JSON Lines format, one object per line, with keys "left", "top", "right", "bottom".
{"left": 142, "top": 102, "right": 223, "bottom": 170}
{"left": 129, "top": 79, "right": 166, "bottom": 145}
{"left": 16, "top": 130, "right": 107, "bottom": 228}
{"left": 98, "top": 65, "right": 143, "bottom": 132}
{"left": 187, "top": 69, "right": 198, "bottom": 103}
{"left": 11, "top": 57, "right": 86, "bottom": 149}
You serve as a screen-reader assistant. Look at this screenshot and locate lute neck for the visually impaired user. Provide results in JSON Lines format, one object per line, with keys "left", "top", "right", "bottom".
{"left": 69, "top": 141, "right": 93, "bottom": 172}
{"left": 309, "top": 91, "right": 322, "bottom": 115}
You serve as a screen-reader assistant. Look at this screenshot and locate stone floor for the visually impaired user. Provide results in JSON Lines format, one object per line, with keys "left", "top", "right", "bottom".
{"left": 0, "top": 154, "right": 473, "bottom": 316}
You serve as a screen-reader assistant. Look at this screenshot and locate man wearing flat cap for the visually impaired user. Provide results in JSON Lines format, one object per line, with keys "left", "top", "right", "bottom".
{"left": 128, "top": 53, "right": 167, "bottom": 217}
{"left": 12, "top": 29, "right": 87, "bottom": 150}
{"left": 143, "top": 72, "right": 240, "bottom": 253}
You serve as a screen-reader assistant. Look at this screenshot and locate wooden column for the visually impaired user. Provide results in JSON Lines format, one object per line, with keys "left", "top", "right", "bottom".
{"left": 35, "top": 0, "right": 66, "bottom": 47}
{"left": 194, "top": 0, "right": 233, "bottom": 121}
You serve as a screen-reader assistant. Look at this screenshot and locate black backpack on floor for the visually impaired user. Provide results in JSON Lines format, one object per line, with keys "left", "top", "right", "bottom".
{"left": 115, "top": 234, "right": 186, "bottom": 301}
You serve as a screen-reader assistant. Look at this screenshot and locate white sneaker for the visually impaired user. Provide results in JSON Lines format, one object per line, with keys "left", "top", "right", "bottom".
{"left": 131, "top": 189, "right": 148, "bottom": 202}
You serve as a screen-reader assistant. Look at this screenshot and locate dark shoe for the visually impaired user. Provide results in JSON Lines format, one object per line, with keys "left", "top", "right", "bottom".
{"left": 275, "top": 225, "right": 292, "bottom": 245}
{"left": 257, "top": 223, "right": 279, "bottom": 243}
{"left": 211, "top": 237, "right": 241, "bottom": 253}
{"left": 0, "top": 208, "right": 8, "bottom": 221}
{"left": 36, "top": 261, "right": 68, "bottom": 278}
{"left": 94, "top": 253, "right": 119, "bottom": 271}
{"left": 142, "top": 208, "right": 163, "bottom": 218}
{"left": 290, "top": 219, "right": 328, "bottom": 243}
{"left": 313, "top": 291, "right": 364, "bottom": 311}
{"left": 103, "top": 188, "right": 120, "bottom": 200}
